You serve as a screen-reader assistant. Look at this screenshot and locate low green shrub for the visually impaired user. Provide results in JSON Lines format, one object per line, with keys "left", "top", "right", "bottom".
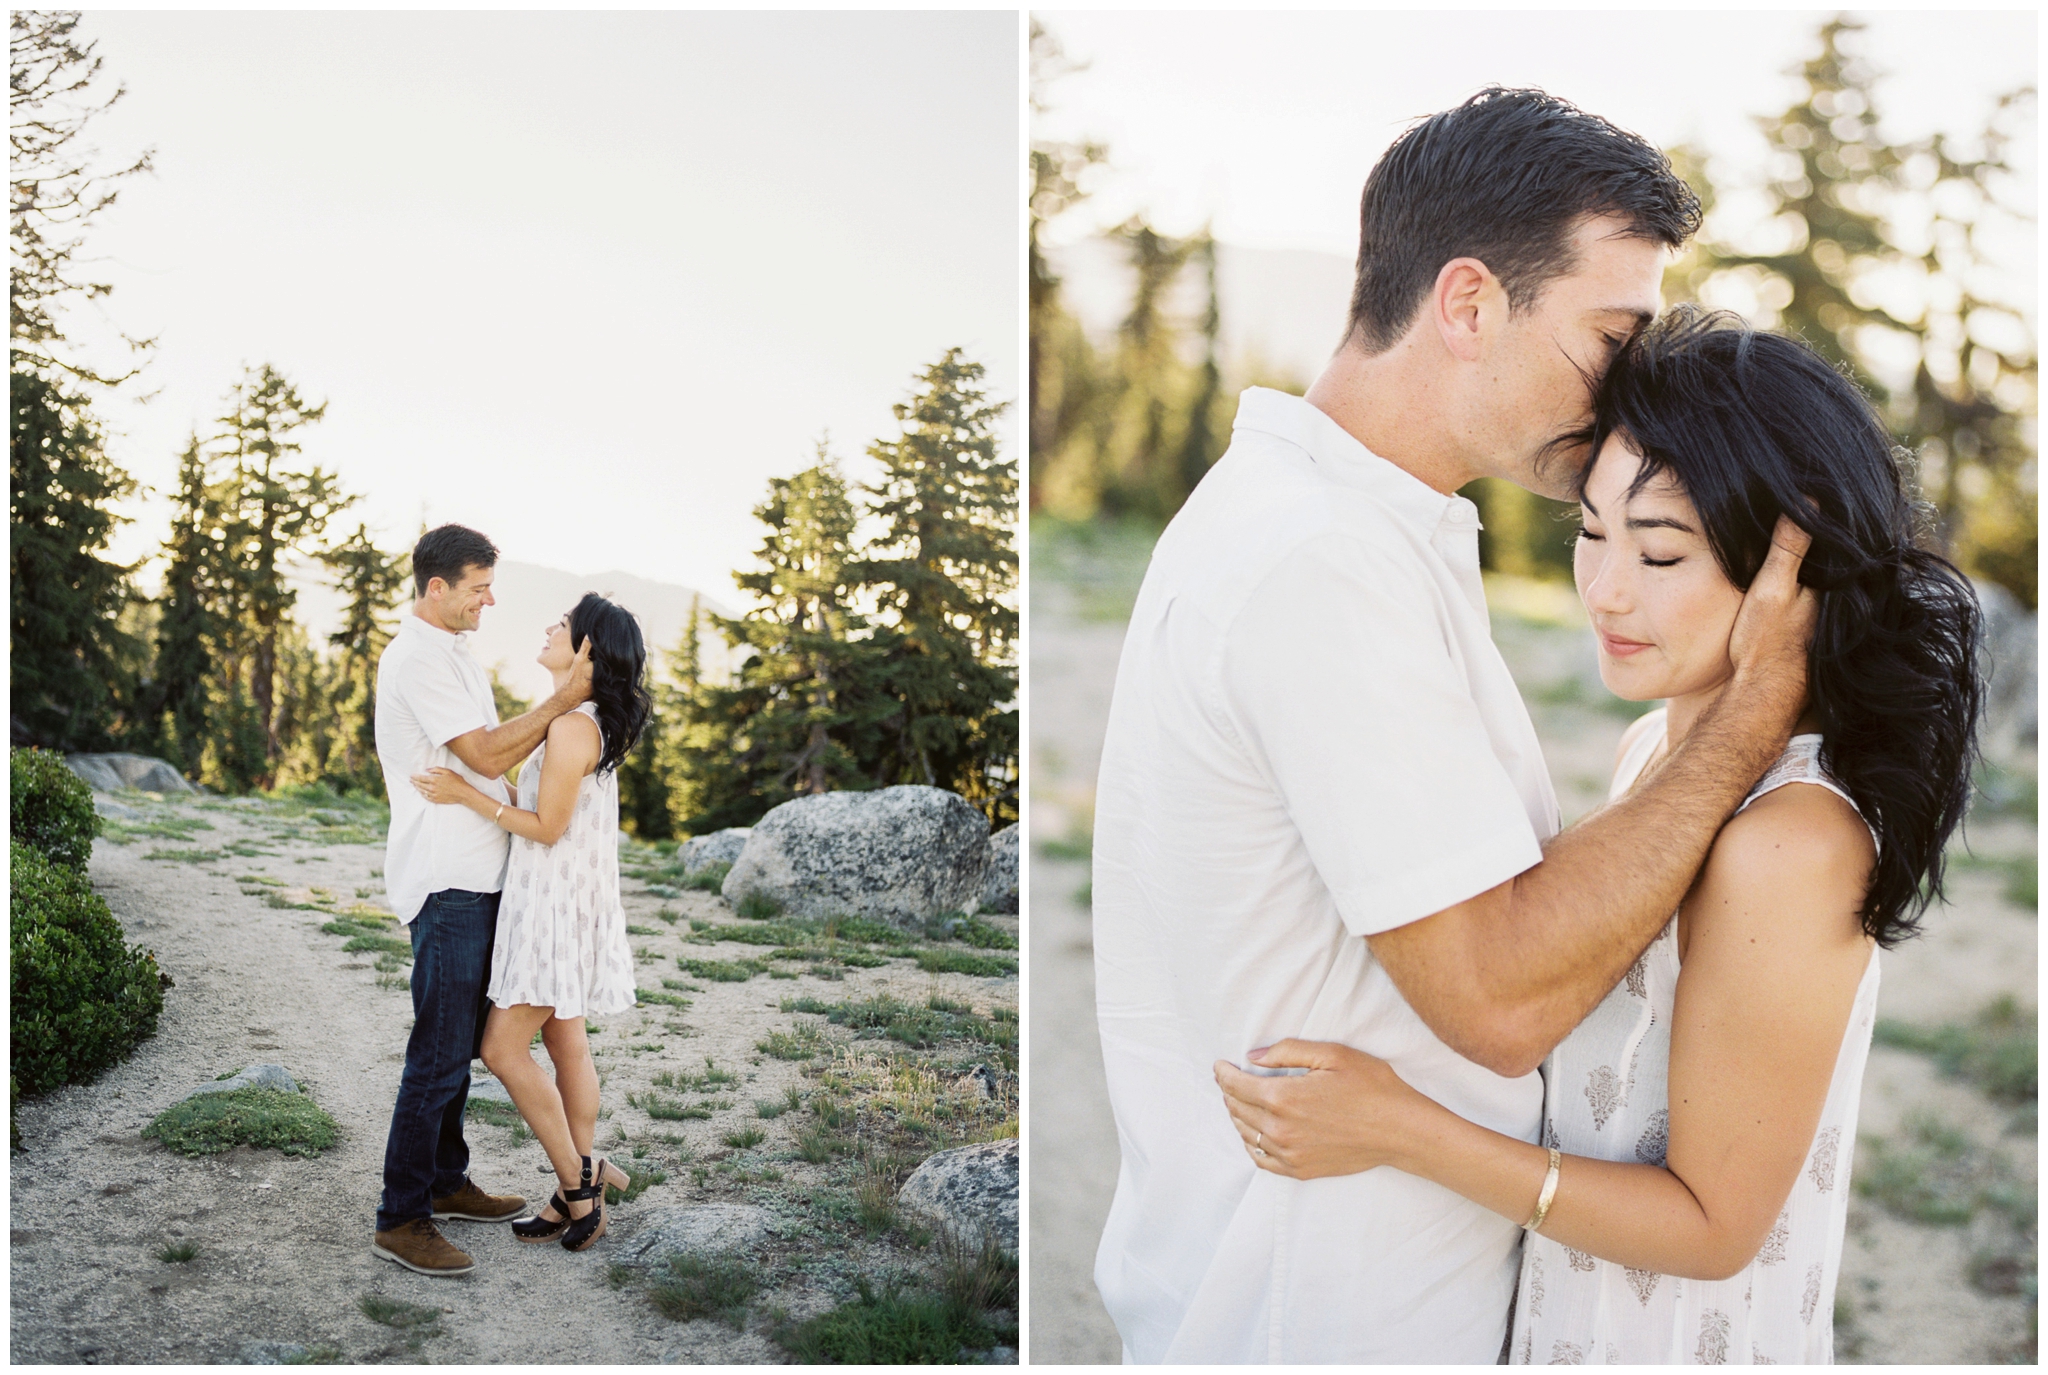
{"left": 681, "top": 861, "right": 731, "bottom": 893}
{"left": 735, "top": 889, "right": 785, "bottom": 920}
{"left": 10, "top": 841, "right": 168, "bottom": 1095}
{"left": 143, "top": 1086, "right": 339, "bottom": 1158}
{"left": 913, "top": 949, "right": 1016, "bottom": 979}
{"left": 774, "top": 1277, "right": 1008, "bottom": 1363}
{"left": 648, "top": 1252, "right": 760, "bottom": 1326}
{"left": 10, "top": 746, "right": 100, "bottom": 869}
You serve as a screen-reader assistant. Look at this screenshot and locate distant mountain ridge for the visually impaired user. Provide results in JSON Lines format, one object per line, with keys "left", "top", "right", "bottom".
{"left": 285, "top": 558, "right": 735, "bottom": 705}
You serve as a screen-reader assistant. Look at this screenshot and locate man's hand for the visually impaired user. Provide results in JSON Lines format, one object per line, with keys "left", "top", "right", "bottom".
{"left": 1725, "top": 515, "right": 1818, "bottom": 705}
{"left": 559, "top": 639, "right": 594, "bottom": 705}
{"left": 1212, "top": 1040, "right": 1428, "bottom": 1180}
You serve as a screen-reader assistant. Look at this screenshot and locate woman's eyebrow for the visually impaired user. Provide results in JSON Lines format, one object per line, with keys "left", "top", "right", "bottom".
{"left": 1625, "top": 514, "right": 1698, "bottom": 534}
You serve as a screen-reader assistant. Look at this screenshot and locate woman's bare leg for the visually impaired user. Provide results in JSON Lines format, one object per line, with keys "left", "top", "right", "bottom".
{"left": 542, "top": 1017, "right": 599, "bottom": 1159}
{"left": 480, "top": 1002, "right": 592, "bottom": 1220}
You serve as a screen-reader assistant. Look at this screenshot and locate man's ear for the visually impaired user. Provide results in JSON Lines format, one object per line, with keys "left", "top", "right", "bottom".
{"left": 1432, "top": 257, "right": 1500, "bottom": 364}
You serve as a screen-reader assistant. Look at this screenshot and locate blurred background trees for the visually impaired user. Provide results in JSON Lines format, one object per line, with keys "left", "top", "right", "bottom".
{"left": 1030, "top": 15, "right": 2037, "bottom": 611}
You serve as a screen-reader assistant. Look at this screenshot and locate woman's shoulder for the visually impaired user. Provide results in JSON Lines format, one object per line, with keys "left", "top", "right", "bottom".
{"left": 1697, "top": 780, "right": 1875, "bottom": 945}
{"left": 545, "top": 706, "right": 602, "bottom": 755}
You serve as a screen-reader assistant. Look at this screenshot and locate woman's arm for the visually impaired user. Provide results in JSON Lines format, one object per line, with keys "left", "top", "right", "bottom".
{"left": 1217, "top": 783, "right": 1874, "bottom": 1281}
{"left": 413, "top": 712, "right": 600, "bottom": 846}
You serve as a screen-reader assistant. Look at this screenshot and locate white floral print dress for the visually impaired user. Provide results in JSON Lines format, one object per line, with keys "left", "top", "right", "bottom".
{"left": 1510, "top": 711, "right": 1879, "bottom": 1365}
{"left": 487, "top": 703, "right": 636, "bottom": 1019}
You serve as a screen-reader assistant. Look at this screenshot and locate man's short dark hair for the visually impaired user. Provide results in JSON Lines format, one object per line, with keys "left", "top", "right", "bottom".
{"left": 412, "top": 523, "right": 499, "bottom": 597}
{"left": 1346, "top": 87, "right": 1702, "bottom": 353}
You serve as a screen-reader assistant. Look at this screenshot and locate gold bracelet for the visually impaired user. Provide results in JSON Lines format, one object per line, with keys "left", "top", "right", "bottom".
{"left": 494, "top": 803, "right": 505, "bottom": 823}
{"left": 1524, "top": 1146, "right": 1562, "bottom": 1233}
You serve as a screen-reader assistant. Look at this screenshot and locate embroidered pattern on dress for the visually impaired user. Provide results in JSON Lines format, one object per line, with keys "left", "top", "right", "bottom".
{"left": 1623, "top": 953, "right": 1648, "bottom": 999}
{"left": 1807, "top": 1126, "right": 1840, "bottom": 1193}
{"left": 1623, "top": 1267, "right": 1660, "bottom": 1306}
{"left": 1756, "top": 1209, "right": 1790, "bottom": 1266}
{"left": 1565, "top": 1246, "right": 1596, "bottom": 1273}
{"left": 1634, "top": 1110, "right": 1668, "bottom": 1166}
{"left": 1800, "top": 1263, "right": 1824, "bottom": 1325}
{"left": 1585, "top": 1065, "right": 1623, "bottom": 1129}
{"left": 1695, "top": 1310, "right": 1731, "bottom": 1365}
{"left": 1549, "top": 1340, "right": 1584, "bottom": 1365}
{"left": 1528, "top": 1250, "right": 1545, "bottom": 1318}
{"left": 1752, "top": 1346, "right": 1776, "bottom": 1364}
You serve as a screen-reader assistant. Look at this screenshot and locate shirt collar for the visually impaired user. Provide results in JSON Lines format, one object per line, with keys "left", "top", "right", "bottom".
{"left": 402, "top": 611, "right": 473, "bottom": 653}
{"left": 1232, "top": 386, "right": 1482, "bottom": 538}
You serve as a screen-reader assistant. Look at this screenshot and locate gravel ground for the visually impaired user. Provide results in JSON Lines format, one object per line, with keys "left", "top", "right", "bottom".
{"left": 11, "top": 793, "right": 1018, "bottom": 1365}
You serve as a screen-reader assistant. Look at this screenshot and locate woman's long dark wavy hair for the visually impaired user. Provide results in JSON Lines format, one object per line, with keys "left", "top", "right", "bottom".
{"left": 1582, "top": 306, "right": 1982, "bottom": 948}
{"left": 566, "top": 592, "right": 653, "bottom": 778}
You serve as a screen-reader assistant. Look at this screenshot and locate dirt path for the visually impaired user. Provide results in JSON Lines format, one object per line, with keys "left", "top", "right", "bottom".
{"left": 1027, "top": 562, "right": 2037, "bottom": 1365}
{"left": 11, "top": 792, "right": 1018, "bottom": 1364}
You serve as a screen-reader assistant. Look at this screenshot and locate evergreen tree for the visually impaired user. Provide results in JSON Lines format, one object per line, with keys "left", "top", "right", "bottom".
{"left": 315, "top": 523, "right": 408, "bottom": 794}
{"left": 1670, "top": 18, "right": 2036, "bottom": 603}
{"left": 147, "top": 436, "right": 225, "bottom": 774}
{"left": 684, "top": 453, "right": 882, "bottom": 832}
{"left": 10, "top": 368, "right": 139, "bottom": 748}
{"left": 211, "top": 364, "right": 353, "bottom": 779}
{"left": 855, "top": 351, "right": 1019, "bottom": 824}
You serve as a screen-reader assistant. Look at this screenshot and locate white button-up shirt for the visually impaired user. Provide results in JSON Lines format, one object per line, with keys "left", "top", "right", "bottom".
{"left": 1091, "top": 388, "right": 1562, "bottom": 1363}
{"left": 375, "top": 613, "right": 512, "bottom": 923}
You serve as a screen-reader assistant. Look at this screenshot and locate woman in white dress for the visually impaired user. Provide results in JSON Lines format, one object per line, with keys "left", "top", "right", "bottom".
{"left": 1216, "top": 309, "right": 1983, "bottom": 1363}
{"left": 413, "top": 592, "right": 651, "bottom": 1252}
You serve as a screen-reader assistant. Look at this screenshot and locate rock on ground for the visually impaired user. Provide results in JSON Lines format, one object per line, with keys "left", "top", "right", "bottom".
{"left": 980, "top": 824, "right": 1019, "bottom": 915}
{"left": 181, "top": 1064, "right": 301, "bottom": 1101}
{"left": 682, "top": 827, "right": 751, "bottom": 875}
{"left": 610, "top": 1203, "right": 775, "bottom": 1270}
{"left": 66, "top": 753, "right": 195, "bottom": 794}
{"left": 722, "top": 787, "right": 988, "bottom": 926}
{"left": 897, "top": 1139, "right": 1017, "bottom": 1252}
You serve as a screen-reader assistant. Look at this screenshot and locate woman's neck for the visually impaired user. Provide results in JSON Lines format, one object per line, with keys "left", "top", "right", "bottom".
{"left": 1663, "top": 679, "right": 1819, "bottom": 751}
{"left": 548, "top": 667, "right": 572, "bottom": 695}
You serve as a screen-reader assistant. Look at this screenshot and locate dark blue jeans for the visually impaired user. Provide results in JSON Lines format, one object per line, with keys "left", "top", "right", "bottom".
{"left": 375, "top": 887, "right": 499, "bottom": 1232}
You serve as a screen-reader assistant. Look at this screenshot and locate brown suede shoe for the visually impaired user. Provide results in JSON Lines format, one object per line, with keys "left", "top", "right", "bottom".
{"left": 432, "top": 1178, "right": 527, "bottom": 1223}
{"left": 372, "top": 1218, "right": 475, "bottom": 1276}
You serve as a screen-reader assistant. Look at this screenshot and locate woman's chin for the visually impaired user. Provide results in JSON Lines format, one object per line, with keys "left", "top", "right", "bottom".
{"left": 1596, "top": 662, "right": 1668, "bottom": 705}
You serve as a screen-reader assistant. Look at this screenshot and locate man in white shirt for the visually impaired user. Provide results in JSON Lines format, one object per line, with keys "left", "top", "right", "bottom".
{"left": 1091, "top": 89, "right": 1817, "bottom": 1361}
{"left": 370, "top": 524, "right": 593, "bottom": 1277}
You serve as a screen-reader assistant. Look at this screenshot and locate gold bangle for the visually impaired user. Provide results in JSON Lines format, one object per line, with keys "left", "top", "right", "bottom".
{"left": 494, "top": 803, "right": 505, "bottom": 823}
{"left": 1524, "top": 1146, "right": 1562, "bottom": 1233}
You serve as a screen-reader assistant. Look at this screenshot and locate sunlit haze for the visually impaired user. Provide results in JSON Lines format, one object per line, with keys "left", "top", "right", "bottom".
{"left": 71, "top": 11, "right": 1020, "bottom": 617}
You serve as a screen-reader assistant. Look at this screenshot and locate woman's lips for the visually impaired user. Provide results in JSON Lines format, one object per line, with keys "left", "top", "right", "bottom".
{"left": 1598, "top": 630, "right": 1654, "bottom": 658}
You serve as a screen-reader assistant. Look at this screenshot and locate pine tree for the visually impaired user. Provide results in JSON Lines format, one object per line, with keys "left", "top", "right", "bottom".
{"left": 1670, "top": 17, "right": 2037, "bottom": 604}
{"left": 10, "top": 368, "right": 140, "bottom": 747}
{"left": 855, "top": 351, "right": 1019, "bottom": 824}
{"left": 315, "top": 523, "right": 408, "bottom": 794}
{"left": 147, "top": 436, "right": 225, "bottom": 773}
{"left": 211, "top": 364, "right": 354, "bottom": 778}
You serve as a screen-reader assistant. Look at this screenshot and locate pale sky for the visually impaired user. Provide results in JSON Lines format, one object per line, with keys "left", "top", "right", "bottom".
{"left": 70, "top": 11, "right": 1020, "bottom": 606}
{"left": 1034, "top": 10, "right": 2037, "bottom": 257}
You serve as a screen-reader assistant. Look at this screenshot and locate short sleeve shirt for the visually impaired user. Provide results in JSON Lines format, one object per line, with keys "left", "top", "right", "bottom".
{"left": 1090, "top": 388, "right": 1561, "bottom": 1363}
{"left": 375, "top": 614, "right": 512, "bottom": 922}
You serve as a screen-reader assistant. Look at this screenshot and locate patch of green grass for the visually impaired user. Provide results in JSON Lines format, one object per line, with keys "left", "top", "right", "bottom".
{"left": 281, "top": 1344, "right": 343, "bottom": 1364}
{"left": 343, "top": 934, "right": 412, "bottom": 959}
{"left": 796, "top": 1125, "right": 852, "bottom": 1163}
{"left": 145, "top": 847, "right": 225, "bottom": 864}
{"left": 735, "top": 890, "right": 784, "bottom": 920}
{"left": 104, "top": 813, "right": 216, "bottom": 845}
{"left": 156, "top": 1240, "right": 201, "bottom": 1263}
{"left": 663, "top": 977, "right": 703, "bottom": 993}
{"left": 1037, "top": 834, "right": 1090, "bottom": 862}
{"left": 357, "top": 1293, "right": 441, "bottom": 1332}
{"left": 647, "top": 1252, "right": 761, "bottom": 1327}
{"left": 321, "top": 915, "right": 393, "bottom": 940}
{"left": 606, "top": 1167, "right": 664, "bottom": 1206}
{"left": 464, "top": 1097, "right": 522, "bottom": 1129}
{"left": 630, "top": 1090, "right": 711, "bottom": 1121}
{"left": 679, "top": 957, "right": 765, "bottom": 982}
{"left": 954, "top": 917, "right": 1017, "bottom": 951}
{"left": 143, "top": 1087, "right": 338, "bottom": 1158}
{"left": 1856, "top": 1113, "right": 2009, "bottom": 1225}
{"left": 654, "top": 905, "right": 681, "bottom": 924}
{"left": 636, "top": 986, "right": 692, "bottom": 1008}
{"left": 774, "top": 1277, "right": 1010, "bottom": 1364}
{"left": 914, "top": 948, "right": 1016, "bottom": 979}
{"left": 758, "top": 1025, "right": 827, "bottom": 1061}
{"left": 722, "top": 1126, "right": 765, "bottom": 1150}
{"left": 625, "top": 923, "right": 665, "bottom": 937}
{"left": 1875, "top": 996, "right": 2037, "bottom": 1106}
{"left": 680, "top": 861, "right": 731, "bottom": 893}
{"left": 934, "top": 1226, "right": 1019, "bottom": 1314}
{"left": 756, "top": 1088, "right": 802, "bottom": 1119}
{"left": 855, "top": 1152, "right": 900, "bottom": 1235}
{"left": 789, "top": 993, "right": 1017, "bottom": 1053}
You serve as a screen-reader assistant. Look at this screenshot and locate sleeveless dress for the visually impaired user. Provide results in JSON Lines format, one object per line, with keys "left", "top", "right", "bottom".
{"left": 487, "top": 702, "right": 636, "bottom": 1019}
{"left": 1510, "top": 711, "right": 1879, "bottom": 1365}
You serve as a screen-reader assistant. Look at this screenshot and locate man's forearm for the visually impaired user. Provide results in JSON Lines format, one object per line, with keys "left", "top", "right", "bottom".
{"left": 459, "top": 685, "right": 579, "bottom": 777}
{"left": 1376, "top": 669, "right": 1802, "bottom": 1076}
